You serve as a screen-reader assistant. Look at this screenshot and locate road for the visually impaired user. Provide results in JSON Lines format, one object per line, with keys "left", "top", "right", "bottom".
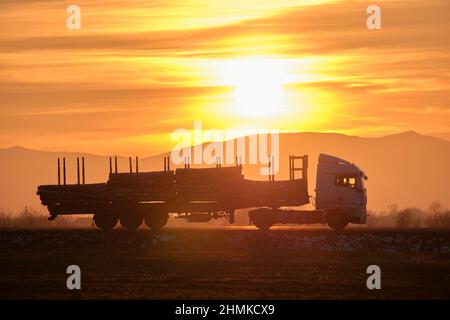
{"left": 0, "top": 228, "right": 449, "bottom": 299}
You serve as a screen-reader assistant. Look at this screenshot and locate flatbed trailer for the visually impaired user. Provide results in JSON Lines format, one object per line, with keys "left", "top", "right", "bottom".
{"left": 37, "top": 154, "right": 368, "bottom": 231}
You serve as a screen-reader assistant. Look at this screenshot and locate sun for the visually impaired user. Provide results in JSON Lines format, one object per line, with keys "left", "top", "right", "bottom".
{"left": 224, "top": 58, "right": 286, "bottom": 117}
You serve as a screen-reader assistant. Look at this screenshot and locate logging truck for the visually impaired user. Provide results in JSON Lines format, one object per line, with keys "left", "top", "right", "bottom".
{"left": 37, "top": 154, "right": 368, "bottom": 231}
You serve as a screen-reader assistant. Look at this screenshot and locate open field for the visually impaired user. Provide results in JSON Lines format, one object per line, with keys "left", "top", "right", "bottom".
{"left": 0, "top": 228, "right": 449, "bottom": 299}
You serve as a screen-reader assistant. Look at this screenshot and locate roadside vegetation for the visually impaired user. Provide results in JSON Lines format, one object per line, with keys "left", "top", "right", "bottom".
{"left": 0, "top": 207, "right": 92, "bottom": 229}
{"left": 0, "top": 201, "right": 449, "bottom": 229}
{"left": 366, "top": 201, "right": 450, "bottom": 228}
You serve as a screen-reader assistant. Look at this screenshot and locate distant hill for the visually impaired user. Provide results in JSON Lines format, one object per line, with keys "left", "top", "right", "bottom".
{"left": 0, "top": 131, "right": 449, "bottom": 213}
{"left": 432, "top": 131, "right": 450, "bottom": 142}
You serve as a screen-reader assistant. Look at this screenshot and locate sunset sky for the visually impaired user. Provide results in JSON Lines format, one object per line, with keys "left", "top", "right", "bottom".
{"left": 0, "top": 0, "right": 449, "bottom": 155}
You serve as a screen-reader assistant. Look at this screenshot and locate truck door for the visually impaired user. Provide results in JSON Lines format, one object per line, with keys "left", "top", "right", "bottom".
{"left": 334, "top": 174, "right": 359, "bottom": 206}
{"left": 335, "top": 174, "right": 366, "bottom": 206}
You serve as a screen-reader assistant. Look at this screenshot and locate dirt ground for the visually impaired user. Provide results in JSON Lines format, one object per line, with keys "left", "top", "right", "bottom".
{"left": 0, "top": 227, "right": 449, "bottom": 299}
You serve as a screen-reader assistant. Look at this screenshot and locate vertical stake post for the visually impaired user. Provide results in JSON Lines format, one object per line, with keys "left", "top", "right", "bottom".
{"left": 57, "top": 158, "right": 61, "bottom": 186}
{"left": 82, "top": 157, "right": 85, "bottom": 184}
{"left": 271, "top": 155, "right": 275, "bottom": 181}
{"left": 289, "top": 155, "right": 293, "bottom": 180}
{"left": 63, "top": 157, "right": 66, "bottom": 185}
{"left": 77, "top": 157, "right": 80, "bottom": 184}
{"left": 302, "top": 155, "right": 308, "bottom": 182}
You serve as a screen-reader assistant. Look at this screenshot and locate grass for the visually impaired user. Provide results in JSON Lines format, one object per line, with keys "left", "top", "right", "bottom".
{"left": 0, "top": 228, "right": 449, "bottom": 299}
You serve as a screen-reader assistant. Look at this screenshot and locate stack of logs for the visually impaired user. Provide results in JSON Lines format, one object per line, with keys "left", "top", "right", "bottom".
{"left": 175, "top": 166, "right": 244, "bottom": 201}
{"left": 37, "top": 183, "right": 107, "bottom": 206}
{"left": 108, "top": 171, "right": 175, "bottom": 202}
{"left": 37, "top": 165, "right": 307, "bottom": 207}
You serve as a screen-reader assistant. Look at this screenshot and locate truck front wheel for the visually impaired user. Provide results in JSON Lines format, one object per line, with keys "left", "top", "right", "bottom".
{"left": 144, "top": 212, "right": 169, "bottom": 231}
{"left": 326, "top": 210, "right": 348, "bottom": 231}
{"left": 94, "top": 213, "right": 118, "bottom": 231}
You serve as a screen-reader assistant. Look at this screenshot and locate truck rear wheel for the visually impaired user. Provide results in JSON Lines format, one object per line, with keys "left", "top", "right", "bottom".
{"left": 94, "top": 213, "right": 118, "bottom": 231}
{"left": 249, "top": 210, "right": 273, "bottom": 231}
{"left": 119, "top": 214, "right": 143, "bottom": 231}
{"left": 144, "top": 212, "right": 169, "bottom": 231}
{"left": 326, "top": 210, "right": 348, "bottom": 231}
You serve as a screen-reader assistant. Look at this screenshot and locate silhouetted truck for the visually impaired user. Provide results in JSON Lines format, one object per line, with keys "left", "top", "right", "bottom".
{"left": 37, "top": 154, "right": 367, "bottom": 231}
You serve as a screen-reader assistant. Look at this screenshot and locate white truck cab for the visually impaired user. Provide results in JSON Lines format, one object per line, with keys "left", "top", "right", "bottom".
{"left": 315, "top": 154, "right": 368, "bottom": 229}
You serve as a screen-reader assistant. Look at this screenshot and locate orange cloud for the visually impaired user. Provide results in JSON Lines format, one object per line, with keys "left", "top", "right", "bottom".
{"left": 0, "top": 0, "right": 449, "bottom": 155}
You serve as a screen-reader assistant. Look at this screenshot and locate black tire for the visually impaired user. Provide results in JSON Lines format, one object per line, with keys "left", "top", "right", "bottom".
{"left": 144, "top": 212, "right": 169, "bottom": 231}
{"left": 253, "top": 220, "right": 273, "bottom": 231}
{"left": 94, "top": 213, "right": 118, "bottom": 231}
{"left": 119, "top": 214, "right": 143, "bottom": 231}
{"left": 326, "top": 210, "right": 348, "bottom": 231}
{"left": 250, "top": 211, "right": 273, "bottom": 231}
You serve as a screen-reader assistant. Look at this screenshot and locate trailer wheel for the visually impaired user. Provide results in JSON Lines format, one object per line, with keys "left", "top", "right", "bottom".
{"left": 326, "top": 210, "right": 348, "bottom": 231}
{"left": 94, "top": 213, "right": 118, "bottom": 231}
{"left": 119, "top": 214, "right": 143, "bottom": 231}
{"left": 144, "top": 212, "right": 169, "bottom": 231}
{"left": 253, "top": 220, "right": 273, "bottom": 231}
{"left": 249, "top": 209, "right": 273, "bottom": 231}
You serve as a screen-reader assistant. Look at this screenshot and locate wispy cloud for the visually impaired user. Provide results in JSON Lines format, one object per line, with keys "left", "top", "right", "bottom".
{"left": 0, "top": 0, "right": 449, "bottom": 154}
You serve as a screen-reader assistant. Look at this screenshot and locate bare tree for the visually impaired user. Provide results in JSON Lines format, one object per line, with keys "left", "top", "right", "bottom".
{"left": 395, "top": 207, "right": 423, "bottom": 228}
{"left": 426, "top": 201, "right": 450, "bottom": 228}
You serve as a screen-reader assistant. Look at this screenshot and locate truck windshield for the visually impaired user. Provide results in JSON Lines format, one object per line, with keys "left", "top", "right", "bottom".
{"left": 335, "top": 175, "right": 357, "bottom": 189}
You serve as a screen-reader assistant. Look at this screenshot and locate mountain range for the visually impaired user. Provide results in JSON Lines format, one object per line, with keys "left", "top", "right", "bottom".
{"left": 0, "top": 131, "right": 449, "bottom": 213}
